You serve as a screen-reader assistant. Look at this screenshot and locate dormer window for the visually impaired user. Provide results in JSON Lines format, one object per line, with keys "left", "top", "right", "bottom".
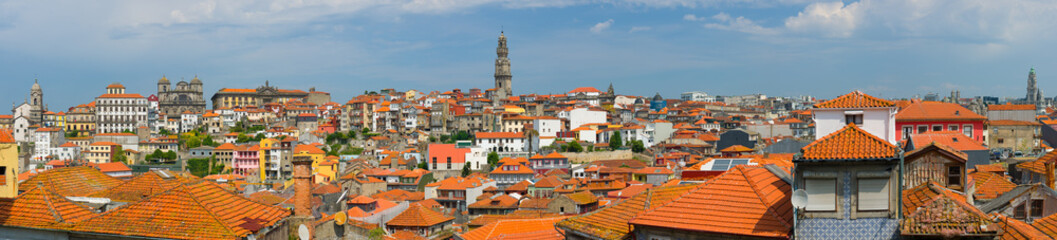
{"left": 844, "top": 114, "right": 863, "bottom": 125}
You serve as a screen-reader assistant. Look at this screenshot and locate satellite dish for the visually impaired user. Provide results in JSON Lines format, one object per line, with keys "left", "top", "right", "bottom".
{"left": 298, "top": 224, "right": 310, "bottom": 240}
{"left": 792, "top": 189, "right": 808, "bottom": 209}
{"left": 334, "top": 211, "right": 347, "bottom": 226}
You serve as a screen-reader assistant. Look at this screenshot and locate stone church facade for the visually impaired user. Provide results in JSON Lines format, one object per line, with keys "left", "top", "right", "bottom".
{"left": 157, "top": 75, "right": 206, "bottom": 118}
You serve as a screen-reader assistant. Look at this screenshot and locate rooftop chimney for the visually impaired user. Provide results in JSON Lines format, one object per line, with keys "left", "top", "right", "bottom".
{"left": 292, "top": 156, "right": 313, "bottom": 217}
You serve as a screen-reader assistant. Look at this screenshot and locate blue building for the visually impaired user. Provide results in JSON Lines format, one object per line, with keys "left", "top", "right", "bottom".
{"left": 649, "top": 93, "right": 666, "bottom": 112}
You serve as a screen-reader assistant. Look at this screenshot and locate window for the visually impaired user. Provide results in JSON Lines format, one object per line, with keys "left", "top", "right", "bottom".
{"left": 918, "top": 125, "right": 928, "bottom": 134}
{"left": 432, "top": 157, "right": 438, "bottom": 170}
{"left": 1032, "top": 200, "right": 1045, "bottom": 218}
{"left": 446, "top": 157, "right": 452, "bottom": 169}
{"left": 805, "top": 179, "right": 837, "bottom": 211}
{"left": 902, "top": 126, "right": 913, "bottom": 139}
{"left": 1015, "top": 203, "right": 1027, "bottom": 219}
{"left": 0, "top": 166, "right": 5, "bottom": 185}
{"left": 998, "top": 139, "right": 1005, "bottom": 144}
{"left": 845, "top": 114, "right": 863, "bottom": 125}
{"left": 963, "top": 125, "right": 973, "bottom": 138}
{"left": 947, "top": 166, "right": 962, "bottom": 187}
{"left": 932, "top": 125, "right": 943, "bottom": 132}
{"left": 949, "top": 125, "right": 959, "bottom": 131}
{"left": 858, "top": 178, "right": 890, "bottom": 211}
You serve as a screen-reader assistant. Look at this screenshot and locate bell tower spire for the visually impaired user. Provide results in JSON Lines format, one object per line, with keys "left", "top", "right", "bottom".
{"left": 494, "top": 31, "right": 512, "bottom": 103}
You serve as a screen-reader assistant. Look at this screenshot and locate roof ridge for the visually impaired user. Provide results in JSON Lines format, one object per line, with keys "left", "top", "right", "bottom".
{"left": 38, "top": 186, "right": 65, "bottom": 223}
{"left": 175, "top": 184, "right": 242, "bottom": 237}
{"left": 739, "top": 166, "right": 793, "bottom": 229}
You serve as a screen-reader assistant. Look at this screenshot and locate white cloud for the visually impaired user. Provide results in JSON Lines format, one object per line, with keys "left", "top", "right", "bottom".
{"left": 591, "top": 19, "right": 614, "bottom": 33}
{"left": 683, "top": 14, "right": 706, "bottom": 21}
{"left": 629, "top": 26, "right": 651, "bottom": 33}
{"left": 703, "top": 12, "right": 778, "bottom": 35}
{"left": 784, "top": 1, "right": 861, "bottom": 38}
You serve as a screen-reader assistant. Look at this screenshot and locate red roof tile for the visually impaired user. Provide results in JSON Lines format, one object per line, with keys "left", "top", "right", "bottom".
{"left": 909, "top": 131, "right": 988, "bottom": 151}
{"left": 996, "top": 214, "right": 1051, "bottom": 240}
{"left": 19, "top": 166, "right": 124, "bottom": 197}
{"left": 0, "top": 185, "right": 98, "bottom": 230}
{"left": 801, "top": 124, "right": 898, "bottom": 160}
{"left": 896, "top": 101, "right": 986, "bottom": 121}
{"left": 970, "top": 171, "right": 1017, "bottom": 200}
{"left": 719, "top": 145, "right": 753, "bottom": 153}
{"left": 900, "top": 182, "right": 994, "bottom": 235}
{"left": 88, "top": 170, "right": 197, "bottom": 202}
{"left": 629, "top": 165, "right": 792, "bottom": 239}
{"left": 814, "top": 91, "right": 894, "bottom": 109}
{"left": 989, "top": 103, "right": 1037, "bottom": 111}
{"left": 459, "top": 217, "right": 568, "bottom": 240}
{"left": 476, "top": 131, "right": 524, "bottom": 139}
{"left": 74, "top": 181, "right": 291, "bottom": 240}
{"left": 386, "top": 204, "right": 454, "bottom": 227}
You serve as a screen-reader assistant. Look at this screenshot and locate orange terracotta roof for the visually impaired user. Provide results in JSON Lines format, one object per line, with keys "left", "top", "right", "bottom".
{"left": 533, "top": 176, "right": 564, "bottom": 188}
{"left": 490, "top": 162, "right": 534, "bottom": 175}
{"left": 218, "top": 88, "right": 256, "bottom": 93}
{"left": 719, "top": 144, "right": 753, "bottom": 152}
{"left": 801, "top": 124, "right": 898, "bottom": 160}
{"left": 468, "top": 194, "right": 520, "bottom": 209}
{"left": 73, "top": 181, "right": 291, "bottom": 240}
{"left": 506, "top": 180, "right": 533, "bottom": 192}
{"left": 900, "top": 182, "right": 994, "bottom": 235}
{"left": 247, "top": 191, "right": 287, "bottom": 206}
{"left": 904, "top": 142, "right": 968, "bottom": 162}
{"left": 88, "top": 170, "right": 197, "bottom": 202}
{"left": 989, "top": 103, "right": 1037, "bottom": 111}
{"left": 94, "top": 162, "right": 132, "bottom": 173}
{"left": 896, "top": 101, "right": 986, "bottom": 121}
{"left": 19, "top": 166, "right": 123, "bottom": 197}
{"left": 813, "top": 91, "right": 894, "bottom": 109}
{"left": 970, "top": 171, "right": 1016, "bottom": 200}
{"left": 564, "top": 191, "right": 598, "bottom": 205}
{"left": 629, "top": 165, "right": 791, "bottom": 239}
{"left": 1018, "top": 151, "right": 1057, "bottom": 175}
{"left": 988, "top": 120, "right": 1042, "bottom": 126}
{"left": 459, "top": 217, "right": 568, "bottom": 240}
{"left": 1030, "top": 211, "right": 1057, "bottom": 238}
{"left": 476, "top": 131, "right": 524, "bottom": 139}
{"left": 568, "top": 87, "right": 602, "bottom": 94}
{"left": 385, "top": 204, "right": 454, "bottom": 227}
{"left": 633, "top": 167, "right": 673, "bottom": 175}
{"left": 371, "top": 189, "right": 425, "bottom": 202}
{"left": 909, "top": 131, "right": 988, "bottom": 151}
{"left": 0, "top": 129, "right": 11, "bottom": 143}
{"left": 996, "top": 214, "right": 1051, "bottom": 240}
{"left": 0, "top": 185, "right": 98, "bottom": 230}
{"left": 544, "top": 152, "right": 567, "bottom": 159}
{"left": 975, "top": 164, "right": 1007, "bottom": 174}
{"left": 294, "top": 144, "right": 325, "bottom": 154}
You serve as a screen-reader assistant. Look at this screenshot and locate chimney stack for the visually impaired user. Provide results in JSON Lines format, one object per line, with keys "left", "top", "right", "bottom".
{"left": 293, "top": 156, "right": 313, "bottom": 217}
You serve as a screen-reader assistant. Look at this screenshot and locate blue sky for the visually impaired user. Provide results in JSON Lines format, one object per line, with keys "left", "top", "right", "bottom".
{"left": 2, "top": 0, "right": 1056, "bottom": 109}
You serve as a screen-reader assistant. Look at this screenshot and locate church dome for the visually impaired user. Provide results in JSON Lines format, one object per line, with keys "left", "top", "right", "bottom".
{"left": 191, "top": 75, "right": 202, "bottom": 85}
{"left": 158, "top": 75, "right": 169, "bottom": 84}
{"left": 652, "top": 93, "right": 663, "bottom": 101}
{"left": 31, "top": 79, "right": 41, "bottom": 91}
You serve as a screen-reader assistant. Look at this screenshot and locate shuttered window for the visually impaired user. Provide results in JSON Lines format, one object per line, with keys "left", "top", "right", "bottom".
{"left": 858, "top": 178, "right": 890, "bottom": 211}
{"left": 806, "top": 179, "right": 837, "bottom": 211}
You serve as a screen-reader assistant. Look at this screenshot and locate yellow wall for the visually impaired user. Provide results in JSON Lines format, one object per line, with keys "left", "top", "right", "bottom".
{"left": 0, "top": 142, "right": 19, "bottom": 198}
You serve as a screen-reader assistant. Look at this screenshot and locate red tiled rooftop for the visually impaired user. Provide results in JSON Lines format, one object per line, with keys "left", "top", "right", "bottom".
{"left": 629, "top": 165, "right": 791, "bottom": 238}
{"left": 909, "top": 131, "right": 988, "bottom": 151}
{"left": 459, "top": 217, "right": 568, "bottom": 240}
{"left": 386, "top": 204, "right": 454, "bottom": 227}
{"left": 814, "top": 91, "right": 894, "bottom": 109}
{"left": 0, "top": 185, "right": 98, "bottom": 231}
{"left": 896, "top": 101, "right": 986, "bottom": 121}
{"left": 970, "top": 171, "right": 1016, "bottom": 200}
{"left": 801, "top": 124, "right": 898, "bottom": 160}
{"left": 19, "top": 166, "right": 124, "bottom": 197}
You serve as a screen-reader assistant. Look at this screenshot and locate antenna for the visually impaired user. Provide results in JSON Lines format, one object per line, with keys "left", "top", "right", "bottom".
{"left": 792, "top": 189, "right": 808, "bottom": 209}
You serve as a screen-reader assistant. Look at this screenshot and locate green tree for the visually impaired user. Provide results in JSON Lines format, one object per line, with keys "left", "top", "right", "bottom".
{"left": 487, "top": 151, "right": 500, "bottom": 168}
{"left": 202, "top": 135, "right": 216, "bottom": 147}
{"left": 362, "top": 127, "right": 370, "bottom": 134}
{"left": 111, "top": 145, "right": 128, "bottom": 164}
{"left": 187, "top": 158, "right": 211, "bottom": 177}
{"left": 418, "top": 161, "right": 428, "bottom": 170}
{"left": 368, "top": 228, "right": 385, "bottom": 240}
{"left": 186, "top": 137, "right": 202, "bottom": 149}
{"left": 567, "top": 141, "right": 583, "bottom": 153}
{"left": 165, "top": 150, "right": 177, "bottom": 160}
{"left": 461, "top": 162, "right": 471, "bottom": 177}
{"left": 347, "top": 129, "right": 357, "bottom": 140}
{"left": 253, "top": 133, "right": 265, "bottom": 141}
{"left": 236, "top": 133, "right": 250, "bottom": 143}
{"left": 609, "top": 131, "right": 623, "bottom": 149}
{"left": 631, "top": 140, "right": 646, "bottom": 153}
